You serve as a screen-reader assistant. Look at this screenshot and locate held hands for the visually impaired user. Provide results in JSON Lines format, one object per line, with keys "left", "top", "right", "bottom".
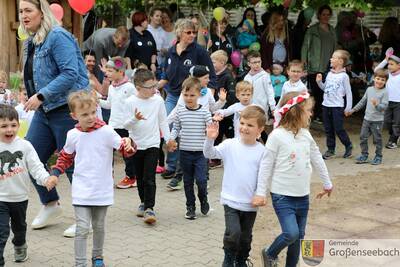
{"left": 344, "top": 111, "right": 353, "bottom": 117}
{"left": 135, "top": 108, "right": 146, "bottom": 120}
{"left": 121, "top": 137, "right": 134, "bottom": 153}
{"left": 213, "top": 113, "right": 224, "bottom": 122}
{"left": 45, "top": 176, "right": 59, "bottom": 191}
{"left": 206, "top": 122, "right": 219, "bottom": 139}
{"left": 251, "top": 195, "right": 266, "bottom": 207}
{"left": 218, "top": 88, "right": 227, "bottom": 102}
{"left": 167, "top": 139, "right": 178, "bottom": 152}
{"left": 316, "top": 73, "right": 323, "bottom": 82}
{"left": 316, "top": 187, "right": 333, "bottom": 199}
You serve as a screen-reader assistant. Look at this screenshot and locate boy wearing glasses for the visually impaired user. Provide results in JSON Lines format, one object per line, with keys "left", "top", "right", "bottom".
{"left": 123, "top": 69, "right": 170, "bottom": 224}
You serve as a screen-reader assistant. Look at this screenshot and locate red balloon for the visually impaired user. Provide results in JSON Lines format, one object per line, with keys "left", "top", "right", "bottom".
{"left": 68, "top": 0, "right": 95, "bottom": 15}
{"left": 50, "top": 3, "right": 64, "bottom": 21}
{"left": 283, "top": 0, "right": 291, "bottom": 8}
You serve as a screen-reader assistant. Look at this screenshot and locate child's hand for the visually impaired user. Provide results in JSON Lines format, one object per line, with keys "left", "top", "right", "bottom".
{"left": 206, "top": 122, "right": 219, "bottom": 139}
{"left": 274, "top": 80, "right": 280, "bottom": 84}
{"left": 218, "top": 88, "right": 227, "bottom": 102}
{"left": 213, "top": 113, "right": 224, "bottom": 122}
{"left": 385, "top": 47, "right": 394, "bottom": 60}
{"left": 344, "top": 111, "right": 353, "bottom": 117}
{"left": 316, "top": 73, "right": 323, "bottom": 82}
{"left": 135, "top": 108, "right": 146, "bottom": 120}
{"left": 45, "top": 176, "right": 58, "bottom": 191}
{"left": 167, "top": 139, "right": 177, "bottom": 152}
{"left": 371, "top": 98, "right": 378, "bottom": 106}
{"left": 99, "top": 58, "right": 108, "bottom": 74}
{"left": 251, "top": 195, "right": 266, "bottom": 207}
{"left": 316, "top": 187, "right": 333, "bottom": 199}
{"left": 121, "top": 137, "right": 133, "bottom": 152}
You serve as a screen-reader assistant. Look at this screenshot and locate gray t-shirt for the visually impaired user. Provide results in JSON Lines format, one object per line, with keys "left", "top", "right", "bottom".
{"left": 352, "top": 86, "right": 388, "bottom": 121}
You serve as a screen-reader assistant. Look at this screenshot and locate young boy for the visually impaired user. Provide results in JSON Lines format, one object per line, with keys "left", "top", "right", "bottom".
{"left": 345, "top": 69, "right": 388, "bottom": 165}
{"left": 277, "top": 60, "right": 307, "bottom": 108}
{"left": 210, "top": 50, "right": 236, "bottom": 169}
{"left": 123, "top": 69, "right": 170, "bottom": 224}
{"left": 167, "top": 77, "right": 212, "bottom": 220}
{"left": 203, "top": 105, "right": 266, "bottom": 266}
{"left": 99, "top": 56, "right": 137, "bottom": 189}
{"left": 214, "top": 81, "right": 253, "bottom": 138}
{"left": 48, "top": 91, "right": 135, "bottom": 267}
{"left": 375, "top": 49, "right": 400, "bottom": 149}
{"left": 0, "top": 71, "right": 14, "bottom": 105}
{"left": 270, "top": 63, "right": 287, "bottom": 104}
{"left": 316, "top": 49, "right": 353, "bottom": 159}
{"left": 0, "top": 104, "right": 53, "bottom": 266}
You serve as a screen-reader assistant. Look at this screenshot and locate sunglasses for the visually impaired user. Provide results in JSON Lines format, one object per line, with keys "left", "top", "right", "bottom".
{"left": 183, "top": 30, "right": 198, "bottom": 35}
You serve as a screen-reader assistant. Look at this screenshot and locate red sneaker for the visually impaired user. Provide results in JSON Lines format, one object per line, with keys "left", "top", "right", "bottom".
{"left": 116, "top": 176, "right": 137, "bottom": 189}
{"left": 156, "top": 166, "right": 165, "bottom": 174}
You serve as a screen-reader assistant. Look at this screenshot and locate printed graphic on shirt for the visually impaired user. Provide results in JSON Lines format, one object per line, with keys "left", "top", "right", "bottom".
{"left": 324, "top": 79, "right": 340, "bottom": 97}
{"left": 0, "top": 150, "right": 23, "bottom": 176}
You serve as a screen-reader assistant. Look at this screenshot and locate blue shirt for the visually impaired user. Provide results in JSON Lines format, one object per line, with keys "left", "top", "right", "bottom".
{"left": 270, "top": 74, "right": 287, "bottom": 98}
{"left": 272, "top": 39, "right": 287, "bottom": 63}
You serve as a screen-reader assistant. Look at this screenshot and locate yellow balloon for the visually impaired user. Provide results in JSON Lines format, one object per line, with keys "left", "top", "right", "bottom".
{"left": 213, "top": 7, "right": 225, "bottom": 22}
{"left": 17, "top": 25, "right": 29, "bottom": 41}
{"left": 18, "top": 120, "right": 29, "bottom": 138}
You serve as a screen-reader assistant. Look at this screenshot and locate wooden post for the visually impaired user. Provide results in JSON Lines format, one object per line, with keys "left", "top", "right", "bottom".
{"left": 0, "top": 0, "right": 11, "bottom": 74}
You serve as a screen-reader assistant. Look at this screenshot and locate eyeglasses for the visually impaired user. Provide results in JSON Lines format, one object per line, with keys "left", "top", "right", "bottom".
{"left": 249, "top": 61, "right": 261, "bottom": 64}
{"left": 139, "top": 83, "right": 158, "bottom": 90}
{"left": 183, "top": 30, "right": 198, "bottom": 35}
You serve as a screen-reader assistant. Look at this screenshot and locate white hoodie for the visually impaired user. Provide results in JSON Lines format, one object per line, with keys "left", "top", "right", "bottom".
{"left": 244, "top": 70, "right": 276, "bottom": 113}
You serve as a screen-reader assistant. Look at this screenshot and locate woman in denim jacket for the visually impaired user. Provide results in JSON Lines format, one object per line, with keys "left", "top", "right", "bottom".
{"left": 20, "top": 0, "right": 88, "bottom": 235}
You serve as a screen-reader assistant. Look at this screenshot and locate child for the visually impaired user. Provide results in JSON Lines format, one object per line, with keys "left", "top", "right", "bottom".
{"left": 0, "top": 104, "right": 54, "bottom": 266}
{"left": 123, "top": 69, "right": 170, "bottom": 224}
{"left": 236, "top": 19, "right": 257, "bottom": 51}
{"left": 210, "top": 50, "right": 237, "bottom": 169}
{"left": 270, "top": 64, "right": 287, "bottom": 104}
{"left": 316, "top": 49, "right": 353, "bottom": 159}
{"left": 375, "top": 48, "right": 400, "bottom": 149}
{"left": 14, "top": 86, "right": 34, "bottom": 128}
{"left": 277, "top": 60, "right": 307, "bottom": 108}
{"left": 49, "top": 91, "right": 135, "bottom": 267}
{"left": 99, "top": 56, "right": 137, "bottom": 189}
{"left": 214, "top": 81, "right": 253, "bottom": 138}
{"left": 203, "top": 105, "right": 266, "bottom": 266}
{"left": 167, "top": 77, "right": 212, "bottom": 220}
{"left": 254, "top": 91, "right": 333, "bottom": 267}
{"left": 0, "top": 71, "right": 14, "bottom": 105}
{"left": 345, "top": 69, "right": 388, "bottom": 165}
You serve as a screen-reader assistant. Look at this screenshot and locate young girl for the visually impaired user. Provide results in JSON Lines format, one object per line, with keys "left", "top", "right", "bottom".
{"left": 253, "top": 91, "right": 333, "bottom": 267}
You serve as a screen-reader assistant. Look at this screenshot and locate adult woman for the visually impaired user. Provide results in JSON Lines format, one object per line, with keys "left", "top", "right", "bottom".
{"left": 301, "top": 5, "right": 337, "bottom": 121}
{"left": 378, "top": 17, "right": 400, "bottom": 60}
{"left": 207, "top": 18, "right": 233, "bottom": 57}
{"left": 159, "top": 19, "right": 216, "bottom": 188}
{"left": 161, "top": 8, "right": 176, "bottom": 47}
{"left": 260, "top": 11, "right": 292, "bottom": 70}
{"left": 19, "top": 0, "right": 88, "bottom": 232}
{"left": 125, "top": 11, "right": 157, "bottom": 72}
{"left": 236, "top": 7, "right": 260, "bottom": 35}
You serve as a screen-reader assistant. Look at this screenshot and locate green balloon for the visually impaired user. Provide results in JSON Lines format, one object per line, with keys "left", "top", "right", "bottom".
{"left": 249, "top": 42, "right": 260, "bottom": 52}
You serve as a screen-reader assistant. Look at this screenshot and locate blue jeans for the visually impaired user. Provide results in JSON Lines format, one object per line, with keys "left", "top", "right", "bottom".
{"left": 179, "top": 151, "right": 207, "bottom": 207}
{"left": 322, "top": 106, "right": 352, "bottom": 151}
{"left": 266, "top": 193, "right": 309, "bottom": 267}
{"left": 26, "top": 108, "right": 75, "bottom": 205}
{"left": 165, "top": 93, "right": 180, "bottom": 172}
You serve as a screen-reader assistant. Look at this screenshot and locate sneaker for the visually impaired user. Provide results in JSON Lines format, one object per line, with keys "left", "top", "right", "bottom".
{"left": 385, "top": 142, "right": 397, "bottom": 149}
{"left": 370, "top": 156, "right": 382, "bottom": 165}
{"left": 222, "top": 249, "right": 235, "bottom": 267}
{"left": 143, "top": 209, "right": 156, "bottom": 224}
{"left": 322, "top": 150, "right": 335, "bottom": 160}
{"left": 63, "top": 223, "right": 92, "bottom": 238}
{"left": 200, "top": 199, "right": 210, "bottom": 215}
{"left": 235, "top": 257, "right": 254, "bottom": 267}
{"left": 116, "top": 176, "right": 137, "bottom": 189}
{"left": 343, "top": 145, "right": 353, "bottom": 158}
{"left": 14, "top": 243, "right": 28, "bottom": 262}
{"left": 92, "top": 257, "right": 105, "bottom": 267}
{"left": 261, "top": 248, "right": 278, "bottom": 267}
{"left": 185, "top": 206, "right": 196, "bottom": 220}
{"left": 355, "top": 155, "right": 368, "bottom": 164}
{"left": 156, "top": 165, "right": 165, "bottom": 174}
{"left": 167, "top": 177, "right": 182, "bottom": 190}
{"left": 161, "top": 170, "right": 175, "bottom": 179}
{"left": 313, "top": 117, "right": 323, "bottom": 124}
{"left": 209, "top": 159, "right": 222, "bottom": 169}
{"left": 136, "top": 203, "right": 145, "bottom": 217}
{"left": 31, "top": 203, "right": 62, "bottom": 229}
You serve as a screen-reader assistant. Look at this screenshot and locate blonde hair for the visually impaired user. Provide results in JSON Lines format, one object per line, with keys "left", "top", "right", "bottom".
{"left": 240, "top": 105, "right": 266, "bottom": 128}
{"left": 374, "top": 68, "right": 389, "bottom": 80}
{"left": 0, "top": 71, "right": 7, "bottom": 83}
{"left": 235, "top": 81, "right": 253, "bottom": 94}
{"left": 288, "top": 60, "right": 304, "bottom": 70}
{"left": 266, "top": 13, "right": 286, "bottom": 43}
{"left": 114, "top": 26, "right": 129, "bottom": 41}
{"left": 211, "top": 50, "right": 228, "bottom": 65}
{"left": 334, "top": 49, "right": 350, "bottom": 66}
{"left": 19, "top": 0, "right": 60, "bottom": 45}
{"left": 279, "top": 92, "right": 314, "bottom": 135}
{"left": 68, "top": 91, "right": 98, "bottom": 112}
{"left": 174, "top": 19, "right": 196, "bottom": 41}
{"left": 182, "top": 77, "right": 201, "bottom": 92}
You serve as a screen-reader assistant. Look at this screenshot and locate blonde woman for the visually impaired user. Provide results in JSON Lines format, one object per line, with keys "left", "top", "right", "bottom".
{"left": 260, "top": 11, "right": 292, "bottom": 70}
{"left": 19, "top": 0, "right": 88, "bottom": 236}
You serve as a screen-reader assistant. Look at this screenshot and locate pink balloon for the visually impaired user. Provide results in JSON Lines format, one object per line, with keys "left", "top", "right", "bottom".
{"left": 283, "top": 0, "right": 291, "bottom": 8}
{"left": 68, "top": 0, "right": 95, "bottom": 15}
{"left": 231, "top": 51, "right": 241, "bottom": 67}
{"left": 50, "top": 3, "right": 64, "bottom": 21}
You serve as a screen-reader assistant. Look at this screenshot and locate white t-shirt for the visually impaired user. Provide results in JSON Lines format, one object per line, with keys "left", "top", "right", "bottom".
{"left": 147, "top": 24, "right": 169, "bottom": 65}
{"left": 15, "top": 103, "right": 34, "bottom": 127}
{"left": 375, "top": 59, "right": 400, "bottom": 102}
{"left": 0, "top": 89, "right": 13, "bottom": 105}
{"left": 277, "top": 80, "right": 307, "bottom": 108}
{"left": 216, "top": 103, "right": 249, "bottom": 138}
{"left": 63, "top": 125, "right": 122, "bottom": 206}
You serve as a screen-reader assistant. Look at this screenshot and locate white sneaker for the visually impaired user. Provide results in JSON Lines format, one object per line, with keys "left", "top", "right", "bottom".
{"left": 63, "top": 223, "right": 93, "bottom": 238}
{"left": 31, "top": 204, "right": 62, "bottom": 229}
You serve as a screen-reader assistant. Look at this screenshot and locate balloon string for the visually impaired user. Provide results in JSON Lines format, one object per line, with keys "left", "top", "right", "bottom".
{"left": 218, "top": 23, "right": 221, "bottom": 49}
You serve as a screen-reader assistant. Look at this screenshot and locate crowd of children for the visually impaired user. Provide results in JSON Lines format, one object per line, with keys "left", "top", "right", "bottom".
{"left": 0, "top": 43, "right": 398, "bottom": 267}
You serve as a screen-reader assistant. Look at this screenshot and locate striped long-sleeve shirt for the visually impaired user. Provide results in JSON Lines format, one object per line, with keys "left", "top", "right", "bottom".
{"left": 170, "top": 105, "right": 212, "bottom": 151}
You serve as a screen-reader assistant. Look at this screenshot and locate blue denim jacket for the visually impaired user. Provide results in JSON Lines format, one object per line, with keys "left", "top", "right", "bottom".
{"left": 24, "top": 26, "right": 89, "bottom": 112}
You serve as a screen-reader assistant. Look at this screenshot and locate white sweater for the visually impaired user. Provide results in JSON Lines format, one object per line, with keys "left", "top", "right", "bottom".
{"left": 203, "top": 138, "right": 265, "bottom": 211}
{"left": 123, "top": 94, "right": 170, "bottom": 150}
{"left": 256, "top": 128, "right": 332, "bottom": 197}
{"left": 0, "top": 138, "right": 49, "bottom": 202}
{"left": 375, "top": 59, "right": 400, "bottom": 102}
{"left": 99, "top": 81, "right": 136, "bottom": 129}
{"left": 244, "top": 70, "right": 276, "bottom": 112}
{"left": 317, "top": 70, "right": 352, "bottom": 112}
